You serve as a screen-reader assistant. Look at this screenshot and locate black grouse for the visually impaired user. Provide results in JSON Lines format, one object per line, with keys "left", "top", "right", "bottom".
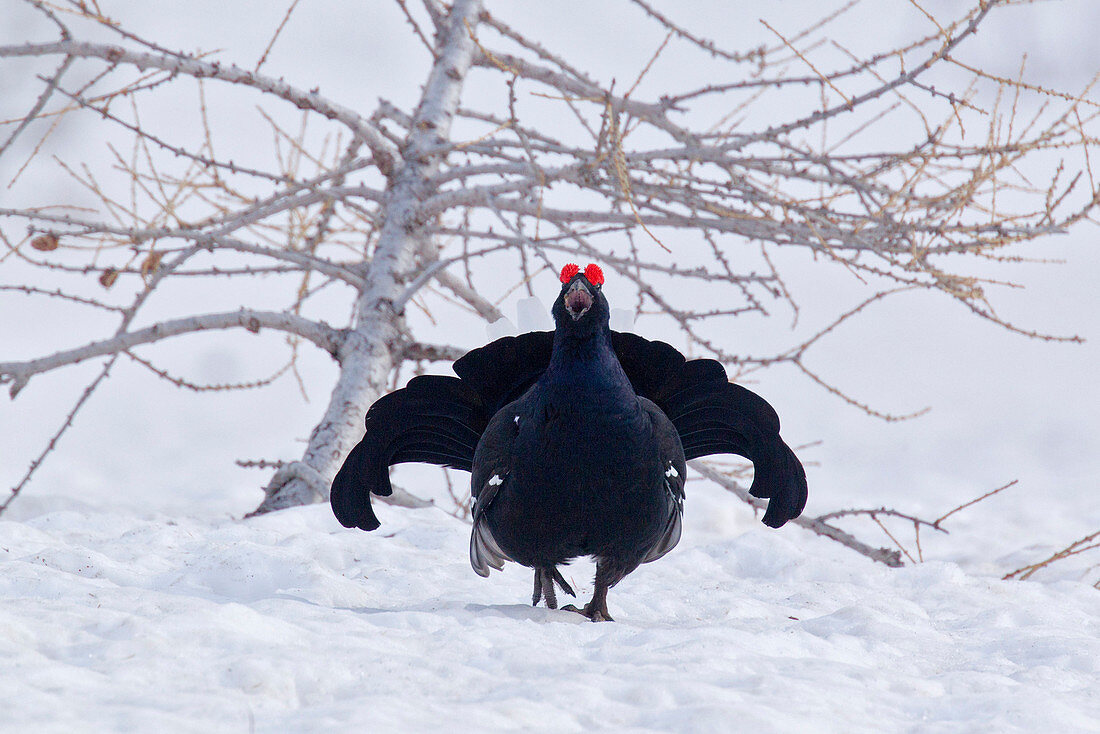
{"left": 331, "top": 263, "right": 808, "bottom": 621}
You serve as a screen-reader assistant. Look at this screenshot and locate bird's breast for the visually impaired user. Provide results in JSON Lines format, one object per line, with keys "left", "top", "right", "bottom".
{"left": 518, "top": 395, "right": 658, "bottom": 491}
{"left": 485, "top": 391, "right": 672, "bottom": 564}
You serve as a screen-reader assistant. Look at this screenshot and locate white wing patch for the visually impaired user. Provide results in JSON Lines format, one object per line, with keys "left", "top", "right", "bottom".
{"left": 488, "top": 474, "right": 504, "bottom": 487}
{"left": 665, "top": 464, "right": 679, "bottom": 478}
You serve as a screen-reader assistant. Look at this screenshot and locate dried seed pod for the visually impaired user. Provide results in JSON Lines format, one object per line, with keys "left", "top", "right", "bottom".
{"left": 30, "top": 234, "right": 60, "bottom": 251}
{"left": 140, "top": 251, "right": 163, "bottom": 278}
{"left": 99, "top": 268, "right": 119, "bottom": 288}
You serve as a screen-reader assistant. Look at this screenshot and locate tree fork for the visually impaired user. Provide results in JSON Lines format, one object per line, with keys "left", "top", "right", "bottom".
{"left": 248, "top": 0, "right": 485, "bottom": 515}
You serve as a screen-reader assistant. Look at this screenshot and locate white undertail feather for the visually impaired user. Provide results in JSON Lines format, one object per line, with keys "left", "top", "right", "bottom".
{"left": 516, "top": 297, "right": 554, "bottom": 332}
{"left": 470, "top": 519, "right": 511, "bottom": 577}
{"left": 486, "top": 316, "right": 517, "bottom": 340}
{"left": 609, "top": 308, "right": 635, "bottom": 332}
{"left": 642, "top": 502, "right": 682, "bottom": 564}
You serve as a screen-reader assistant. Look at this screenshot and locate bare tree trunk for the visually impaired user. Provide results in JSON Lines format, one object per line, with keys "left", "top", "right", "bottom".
{"left": 3, "top": 0, "right": 1096, "bottom": 542}
{"left": 249, "top": 0, "right": 484, "bottom": 514}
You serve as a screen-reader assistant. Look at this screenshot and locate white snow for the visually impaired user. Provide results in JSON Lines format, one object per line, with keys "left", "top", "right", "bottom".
{"left": 1, "top": 2, "right": 1098, "bottom": 732}
{"left": 2, "top": 487, "right": 1097, "bottom": 733}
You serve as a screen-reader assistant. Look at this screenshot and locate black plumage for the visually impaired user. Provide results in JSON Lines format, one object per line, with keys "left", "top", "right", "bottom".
{"left": 331, "top": 263, "right": 807, "bottom": 621}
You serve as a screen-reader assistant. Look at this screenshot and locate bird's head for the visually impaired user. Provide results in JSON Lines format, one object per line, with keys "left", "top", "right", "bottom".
{"left": 551, "top": 263, "right": 609, "bottom": 336}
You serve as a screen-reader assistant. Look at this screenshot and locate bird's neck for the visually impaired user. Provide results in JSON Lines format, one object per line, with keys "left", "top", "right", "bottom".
{"left": 543, "top": 326, "right": 633, "bottom": 400}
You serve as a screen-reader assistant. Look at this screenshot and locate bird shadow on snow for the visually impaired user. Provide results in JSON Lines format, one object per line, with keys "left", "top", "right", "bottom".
{"left": 463, "top": 603, "right": 592, "bottom": 623}
{"left": 330, "top": 600, "right": 591, "bottom": 624}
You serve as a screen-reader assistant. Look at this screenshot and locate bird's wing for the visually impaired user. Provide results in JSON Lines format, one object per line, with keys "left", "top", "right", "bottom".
{"left": 330, "top": 375, "right": 488, "bottom": 531}
{"left": 452, "top": 331, "right": 555, "bottom": 415}
{"left": 639, "top": 398, "right": 686, "bottom": 563}
{"left": 468, "top": 404, "right": 521, "bottom": 576}
{"left": 611, "top": 331, "right": 808, "bottom": 529}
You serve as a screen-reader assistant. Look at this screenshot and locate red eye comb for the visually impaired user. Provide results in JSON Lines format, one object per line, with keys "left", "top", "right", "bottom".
{"left": 584, "top": 263, "right": 604, "bottom": 286}
{"left": 559, "top": 263, "right": 580, "bottom": 283}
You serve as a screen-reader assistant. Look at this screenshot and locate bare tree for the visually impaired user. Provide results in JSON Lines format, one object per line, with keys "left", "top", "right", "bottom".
{"left": 2, "top": 0, "right": 1097, "bottom": 551}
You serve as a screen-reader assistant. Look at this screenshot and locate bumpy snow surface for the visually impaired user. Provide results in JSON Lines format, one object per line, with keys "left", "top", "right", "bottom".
{"left": 2, "top": 488, "right": 1098, "bottom": 733}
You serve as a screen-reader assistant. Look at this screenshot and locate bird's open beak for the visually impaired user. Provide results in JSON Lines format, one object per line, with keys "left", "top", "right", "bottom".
{"left": 564, "top": 280, "right": 593, "bottom": 320}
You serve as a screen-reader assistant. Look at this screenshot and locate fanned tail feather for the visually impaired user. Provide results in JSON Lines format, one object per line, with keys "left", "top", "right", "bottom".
{"left": 331, "top": 329, "right": 807, "bottom": 534}
{"left": 657, "top": 379, "right": 807, "bottom": 528}
{"left": 746, "top": 439, "right": 807, "bottom": 528}
{"left": 453, "top": 331, "right": 555, "bottom": 415}
{"left": 330, "top": 440, "right": 384, "bottom": 531}
{"left": 330, "top": 375, "right": 487, "bottom": 531}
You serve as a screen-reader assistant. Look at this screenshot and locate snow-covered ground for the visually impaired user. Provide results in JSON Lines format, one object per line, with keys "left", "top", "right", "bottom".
{"left": 2, "top": 482, "right": 1097, "bottom": 733}
{"left": 2, "top": 1, "right": 1099, "bottom": 731}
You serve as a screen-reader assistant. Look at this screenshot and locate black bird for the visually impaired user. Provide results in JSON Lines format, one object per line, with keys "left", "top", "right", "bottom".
{"left": 331, "top": 263, "right": 807, "bottom": 621}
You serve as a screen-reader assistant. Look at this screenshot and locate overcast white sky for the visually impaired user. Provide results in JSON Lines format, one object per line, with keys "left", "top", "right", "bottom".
{"left": 1, "top": 1, "right": 1097, "bottom": 547}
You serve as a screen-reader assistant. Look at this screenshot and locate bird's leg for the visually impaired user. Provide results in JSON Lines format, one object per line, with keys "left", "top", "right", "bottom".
{"left": 562, "top": 560, "right": 617, "bottom": 622}
{"left": 542, "top": 568, "right": 559, "bottom": 609}
{"left": 532, "top": 567, "right": 562, "bottom": 609}
{"left": 531, "top": 569, "right": 543, "bottom": 607}
{"left": 580, "top": 580, "right": 613, "bottom": 622}
{"left": 533, "top": 567, "right": 575, "bottom": 609}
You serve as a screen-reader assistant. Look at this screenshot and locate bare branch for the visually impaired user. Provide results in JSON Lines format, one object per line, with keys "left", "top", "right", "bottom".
{"left": 1004, "top": 530, "right": 1100, "bottom": 582}
{"left": 625, "top": 0, "right": 764, "bottom": 63}
{"left": 0, "top": 310, "right": 344, "bottom": 397}
{"left": 690, "top": 460, "right": 904, "bottom": 567}
{"left": 254, "top": 0, "right": 301, "bottom": 73}
{"left": 0, "top": 53, "right": 73, "bottom": 158}
{"left": 401, "top": 341, "right": 467, "bottom": 363}
{"left": 0, "top": 39, "right": 398, "bottom": 172}
{"left": 2, "top": 0, "right": 1096, "bottom": 522}
{"left": 0, "top": 358, "right": 116, "bottom": 515}
{"left": 934, "top": 479, "right": 1018, "bottom": 528}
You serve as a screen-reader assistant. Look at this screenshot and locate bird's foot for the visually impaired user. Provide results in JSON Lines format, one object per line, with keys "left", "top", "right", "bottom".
{"left": 533, "top": 567, "right": 576, "bottom": 610}
{"left": 560, "top": 603, "right": 614, "bottom": 623}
